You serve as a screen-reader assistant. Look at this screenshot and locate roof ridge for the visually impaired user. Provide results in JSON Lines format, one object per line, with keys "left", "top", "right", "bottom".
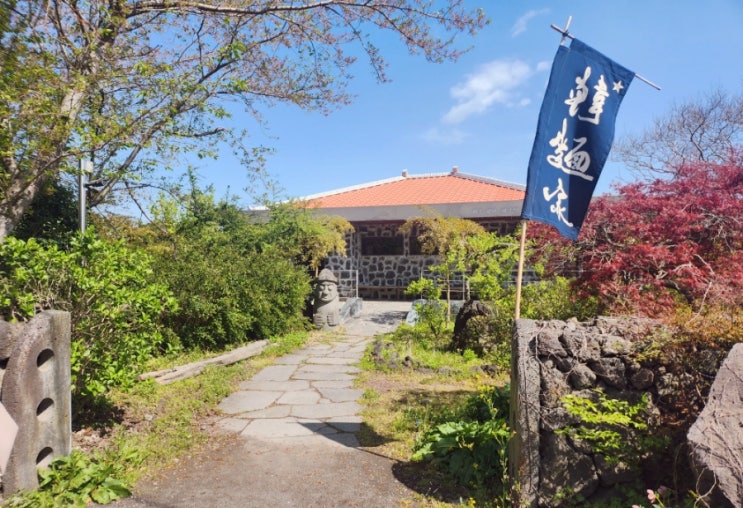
{"left": 404, "top": 172, "right": 450, "bottom": 179}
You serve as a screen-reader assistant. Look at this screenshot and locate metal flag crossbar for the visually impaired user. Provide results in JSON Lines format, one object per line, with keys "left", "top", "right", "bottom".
{"left": 551, "top": 17, "right": 661, "bottom": 90}
{"left": 514, "top": 18, "right": 660, "bottom": 320}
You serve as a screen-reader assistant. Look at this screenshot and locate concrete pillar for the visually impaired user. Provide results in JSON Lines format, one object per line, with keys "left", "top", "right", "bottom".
{"left": 1, "top": 311, "right": 71, "bottom": 494}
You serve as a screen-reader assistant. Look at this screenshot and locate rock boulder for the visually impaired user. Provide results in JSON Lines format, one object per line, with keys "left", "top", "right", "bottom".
{"left": 687, "top": 343, "right": 743, "bottom": 508}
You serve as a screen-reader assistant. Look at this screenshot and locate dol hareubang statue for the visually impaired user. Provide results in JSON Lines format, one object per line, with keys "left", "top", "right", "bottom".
{"left": 312, "top": 269, "right": 340, "bottom": 329}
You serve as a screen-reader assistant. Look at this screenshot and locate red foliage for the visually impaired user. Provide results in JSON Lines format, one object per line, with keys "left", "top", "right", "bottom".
{"left": 529, "top": 155, "right": 743, "bottom": 317}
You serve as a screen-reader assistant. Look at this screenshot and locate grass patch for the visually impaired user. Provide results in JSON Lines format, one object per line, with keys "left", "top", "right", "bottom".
{"left": 357, "top": 339, "right": 509, "bottom": 506}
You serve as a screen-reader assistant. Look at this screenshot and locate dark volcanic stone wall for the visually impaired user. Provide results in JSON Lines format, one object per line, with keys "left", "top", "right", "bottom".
{"left": 510, "top": 317, "right": 664, "bottom": 507}
{"left": 324, "top": 220, "right": 518, "bottom": 300}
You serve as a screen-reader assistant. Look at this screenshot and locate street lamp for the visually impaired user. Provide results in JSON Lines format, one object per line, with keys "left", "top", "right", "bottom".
{"left": 78, "top": 160, "right": 93, "bottom": 233}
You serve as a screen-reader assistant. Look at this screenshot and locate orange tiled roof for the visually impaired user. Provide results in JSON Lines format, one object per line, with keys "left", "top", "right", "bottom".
{"left": 306, "top": 172, "right": 524, "bottom": 209}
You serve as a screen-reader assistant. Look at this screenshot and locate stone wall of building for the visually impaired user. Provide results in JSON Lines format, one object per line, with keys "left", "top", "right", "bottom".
{"left": 325, "top": 252, "right": 440, "bottom": 300}
{"left": 325, "top": 219, "right": 517, "bottom": 300}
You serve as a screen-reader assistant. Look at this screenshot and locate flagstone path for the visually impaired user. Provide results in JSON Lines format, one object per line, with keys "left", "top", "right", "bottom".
{"left": 108, "top": 301, "right": 416, "bottom": 508}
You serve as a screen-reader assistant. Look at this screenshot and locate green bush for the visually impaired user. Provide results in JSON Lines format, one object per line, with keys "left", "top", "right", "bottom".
{"left": 485, "top": 277, "right": 598, "bottom": 359}
{"left": 5, "top": 450, "right": 134, "bottom": 507}
{"left": 404, "top": 278, "right": 450, "bottom": 344}
{"left": 0, "top": 232, "right": 177, "bottom": 398}
{"left": 520, "top": 276, "right": 598, "bottom": 321}
{"left": 136, "top": 187, "right": 320, "bottom": 350}
{"left": 412, "top": 385, "right": 512, "bottom": 499}
{"left": 155, "top": 228, "right": 310, "bottom": 350}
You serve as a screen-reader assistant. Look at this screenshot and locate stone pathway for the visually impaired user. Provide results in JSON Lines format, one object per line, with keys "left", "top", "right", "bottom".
{"left": 110, "top": 301, "right": 416, "bottom": 507}
{"left": 215, "top": 336, "right": 369, "bottom": 447}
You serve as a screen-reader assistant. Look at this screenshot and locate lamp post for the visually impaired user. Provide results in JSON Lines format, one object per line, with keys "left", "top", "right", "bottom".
{"left": 78, "top": 160, "right": 93, "bottom": 233}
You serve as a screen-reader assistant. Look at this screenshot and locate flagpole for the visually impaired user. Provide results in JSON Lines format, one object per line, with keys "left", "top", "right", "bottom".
{"left": 514, "top": 220, "right": 527, "bottom": 320}
{"left": 550, "top": 21, "right": 662, "bottom": 90}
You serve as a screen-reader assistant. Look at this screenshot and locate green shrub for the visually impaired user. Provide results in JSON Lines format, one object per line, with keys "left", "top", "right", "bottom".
{"left": 470, "top": 277, "right": 598, "bottom": 364}
{"left": 412, "top": 386, "right": 512, "bottom": 498}
{"left": 0, "top": 232, "right": 177, "bottom": 398}
{"left": 5, "top": 450, "right": 135, "bottom": 507}
{"left": 156, "top": 230, "right": 310, "bottom": 350}
{"left": 404, "top": 278, "right": 450, "bottom": 343}
{"left": 464, "top": 384, "right": 511, "bottom": 424}
{"left": 405, "top": 277, "right": 442, "bottom": 301}
{"left": 137, "top": 188, "right": 317, "bottom": 350}
{"left": 520, "top": 276, "right": 598, "bottom": 321}
{"left": 413, "top": 419, "right": 510, "bottom": 488}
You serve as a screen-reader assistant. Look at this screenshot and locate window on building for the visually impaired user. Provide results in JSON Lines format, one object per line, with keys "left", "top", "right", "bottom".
{"left": 361, "top": 236, "right": 403, "bottom": 256}
{"left": 409, "top": 236, "right": 425, "bottom": 255}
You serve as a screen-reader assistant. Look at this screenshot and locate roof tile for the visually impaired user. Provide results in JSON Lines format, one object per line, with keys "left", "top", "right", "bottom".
{"left": 308, "top": 174, "right": 524, "bottom": 208}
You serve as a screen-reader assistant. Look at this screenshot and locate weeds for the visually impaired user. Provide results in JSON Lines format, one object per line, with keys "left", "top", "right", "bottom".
{"left": 4, "top": 450, "right": 134, "bottom": 507}
{"left": 411, "top": 386, "right": 512, "bottom": 504}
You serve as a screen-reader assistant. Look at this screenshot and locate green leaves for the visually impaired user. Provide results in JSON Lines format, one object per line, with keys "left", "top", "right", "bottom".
{"left": 258, "top": 202, "right": 353, "bottom": 275}
{"left": 412, "top": 386, "right": 512, "bottom": 493}
{"left": 558, "top": 390, "right": 658, "bottom": 466}
{"left": 0, "top": 230, "right": 177, "bottom": 399}
{"left": 6, "top": 450, "right": 133, "bottom": 507}
{"left": 145, "top": 191, "right": 313, "bottom": 350}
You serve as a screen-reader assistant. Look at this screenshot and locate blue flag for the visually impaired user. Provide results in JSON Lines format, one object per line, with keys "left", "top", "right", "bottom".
{"left": 521, "top": 38, "right": 634, "bottom": 240}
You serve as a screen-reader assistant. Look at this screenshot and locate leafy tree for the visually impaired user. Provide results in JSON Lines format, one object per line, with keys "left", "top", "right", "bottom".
{"left": 401, "top": 214, "right": 486, "bottom": 319}
{"left": 0, "top": 1, "right": 487, "bottom": 239}
{"left": 464, "top": 231, "right": 520, "bottom": 302}
{"left": 257, "top": 202, "right": 353, "bottom": 276}
{"left": 613, "top": 88, "right": 742, "bottom": 179}
{"left": 11, "top": 180, "right": 79, "bottom": 246}
{"left": 531, "top": 89, "right": 743, "bottom": 317}
{"left": 531, "top": 156, "right": 743, "bottom": 316}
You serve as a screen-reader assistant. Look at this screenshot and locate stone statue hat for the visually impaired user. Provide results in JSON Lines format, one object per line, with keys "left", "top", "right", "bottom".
{"left": 316, "top": 268, "right": 338, "bottom": 284}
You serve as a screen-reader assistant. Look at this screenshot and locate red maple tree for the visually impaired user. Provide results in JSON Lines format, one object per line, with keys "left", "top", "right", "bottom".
{"left": 530, "top": 154, "right": 743, "bottom": 317}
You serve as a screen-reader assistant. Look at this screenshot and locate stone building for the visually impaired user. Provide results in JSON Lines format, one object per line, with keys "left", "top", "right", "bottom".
{"left": 304, "top": 167, "right": 525, "bottom": 300}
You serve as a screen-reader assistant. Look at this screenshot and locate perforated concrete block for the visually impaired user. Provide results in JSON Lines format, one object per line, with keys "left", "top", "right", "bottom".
{"left": 1, "top": 311, "right": 71, "bottom": 494}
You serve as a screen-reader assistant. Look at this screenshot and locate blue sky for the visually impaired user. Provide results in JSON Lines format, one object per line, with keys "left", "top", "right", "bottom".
{"left": 189, "top": 0, "right": 743, "bottom": 206}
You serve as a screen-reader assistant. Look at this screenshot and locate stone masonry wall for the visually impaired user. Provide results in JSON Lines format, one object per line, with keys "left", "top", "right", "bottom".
{"left": 324, "top": 220, "right": 519, "bottom": 300}
{"left": 510, "top": 317, "right": 665, "bottom": 507}
{"left": 325, "top": 253, "right": 440, "bottom": 300}
{"left": 324, "top": 222, "right": 440, "bottom": 299}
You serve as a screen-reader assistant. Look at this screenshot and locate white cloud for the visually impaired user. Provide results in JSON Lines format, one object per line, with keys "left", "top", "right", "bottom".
{"left": 511, "top": 9, "right": 550, "bottom": 37}
{"left": 536, "top": 60, "right": 552, "bottom": 72}
{"left": 441, "top": 59, "right": 534, "bottom": 124}
{"left": 421, "top": 126, "right": 469, "bottom": 145}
